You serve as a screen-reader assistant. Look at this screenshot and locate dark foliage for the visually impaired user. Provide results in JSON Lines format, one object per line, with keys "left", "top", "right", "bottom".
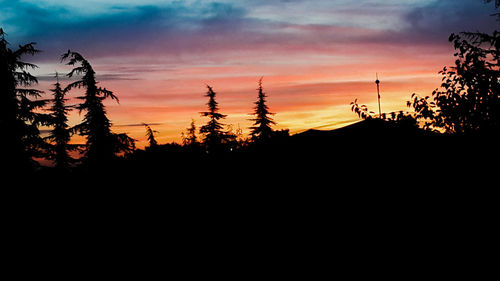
{"left": 1, "top": 9, "right": 499, "bottom": 187}
{"left": 199, "top": 85, "right": 228, "bottom": 153}
{"left": 408, "top": 30, "right": 500, "bottom": 135}
{"left": 45, "top": 73, "right": 79, "bottom": 171}
{"left": 0, "top": 29, "right": 50, "bottom": 172}
{"left": 182, "top": 119, "right": 198, "bottom": 147}
{"left": 350, "top": 99, "right": 375, "bottom": 120}
{"left": 249, "top": 77, "right": 276, "bottom": 142}
{"left": 61, "top": 50, "right": 135, "bottom": 170}
{"left": 143, "top": 123, "right": 159, "bottom": 148}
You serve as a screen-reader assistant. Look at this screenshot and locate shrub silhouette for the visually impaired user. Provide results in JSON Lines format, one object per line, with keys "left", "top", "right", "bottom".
{"left": 350, "top": 99, "right": 375, "bottom": 120}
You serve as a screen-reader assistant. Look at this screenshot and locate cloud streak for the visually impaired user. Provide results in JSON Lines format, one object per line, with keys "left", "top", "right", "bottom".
{"left": 2, "top": 0, "right": 494, "bottom": 58}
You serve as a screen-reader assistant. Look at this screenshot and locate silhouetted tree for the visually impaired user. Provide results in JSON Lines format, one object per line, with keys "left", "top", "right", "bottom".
{"left": 45, "top": 73, "right": 78, "bottom": 171}
{"left": 143, "top": 123, "right": 158, "bottom": 148}
{"left": 225, "top": 124, "right": 246, "bottom": 151}
{"left": 350, "top": 99, "right": 375, "bottom": 120}
{"left": 351, "top": 98, "right": 419, "bottom": 132}
{"left": 0, "top": 28, "right": 50, "bottom": 172}
{"left": 182, "top": 119, "right": 198, "bottom": 146}
{"left": 61, "top": 50, "right": 135, "bottom": 169}
{"left": 249, "top": 78, "right": 276, "bottom": 142}
{"left": 408, "top": 31, "right": 500, "bottom": 134}
{"left": 199, "top": 85, "right": 227, "bottom": 152}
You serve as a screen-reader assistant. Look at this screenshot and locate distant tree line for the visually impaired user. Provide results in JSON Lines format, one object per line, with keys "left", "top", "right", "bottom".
{"left": 0, "top": 27, "right": 284, "bottom": 174}
{"left": 1, "top": 2, "right": 498, "bottom": 175}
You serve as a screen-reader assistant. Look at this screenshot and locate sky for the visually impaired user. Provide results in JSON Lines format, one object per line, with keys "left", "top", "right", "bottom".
{"left": 1, "top": 0, "right": 497, "bottom": 147}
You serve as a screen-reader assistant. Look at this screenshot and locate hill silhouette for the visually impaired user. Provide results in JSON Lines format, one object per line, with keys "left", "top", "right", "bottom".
{"left": 291, "top": 118, "right": 439, "bottom": 160}
{"left": 279, "top": 118, "right": 497, "bottom": 184}
{"left": 294, "top": 118, "right": 433, "bottom": 141}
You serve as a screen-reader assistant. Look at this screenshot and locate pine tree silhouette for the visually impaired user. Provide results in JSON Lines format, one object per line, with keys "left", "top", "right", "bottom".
{"left": 199, "top": 85, "right": 227, "bottom": 153}
{"left": 143, "top": 123, "right": 159, "bottom": 148}
{"left": 182, "top": 119, "right": 198, "bottom": 146}
{"left": 45, "top": 73, "right": 78, "bottom": 171}
{"left": 61, "top": 50, "right": 135, "bottom": 170}
{"left": 0, "top": 28, "right": 50, "bottom": 172}
{"left": 249, "top": 77, "right": 276, "bottom": 142}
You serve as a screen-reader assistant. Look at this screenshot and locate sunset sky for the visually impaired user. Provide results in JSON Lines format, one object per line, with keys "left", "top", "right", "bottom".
{"left": 1, "top": 0, "right": 497, "bottom": 147}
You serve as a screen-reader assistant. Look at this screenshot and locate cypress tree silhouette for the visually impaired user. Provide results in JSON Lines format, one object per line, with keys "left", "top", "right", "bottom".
{"left": 0, "top": 28, "right": 50, "bottom": 172}
{"left": 45, "top": 73, "right": 78, "bottom": 171}
{"left": 61, "top": 50, "right": 135, "bottom": 170}
{"left": 249, "top": 78, "right": 276, "bottom": 142}
{"left": 199, "top": 85, "right": 227, "bottom": 153}
{"left": 143, "top": 123, "right": 158, "bottom": 148}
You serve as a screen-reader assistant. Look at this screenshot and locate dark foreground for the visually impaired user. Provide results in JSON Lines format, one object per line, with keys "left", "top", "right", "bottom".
{"left": 27, "top": 119, "right": 498, "bottom": 189}
{"left": 8, "top": 120, "right": 496, "bottom": 277}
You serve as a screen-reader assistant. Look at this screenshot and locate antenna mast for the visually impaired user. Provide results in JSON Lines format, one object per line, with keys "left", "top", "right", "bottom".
{"left": 375, "top": 73, "right": 381, "bottom": 118}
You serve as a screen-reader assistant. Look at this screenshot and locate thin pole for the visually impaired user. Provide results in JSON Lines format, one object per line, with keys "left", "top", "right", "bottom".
{"left": 375, "top": 73, "right": 381, "bottom": 118}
